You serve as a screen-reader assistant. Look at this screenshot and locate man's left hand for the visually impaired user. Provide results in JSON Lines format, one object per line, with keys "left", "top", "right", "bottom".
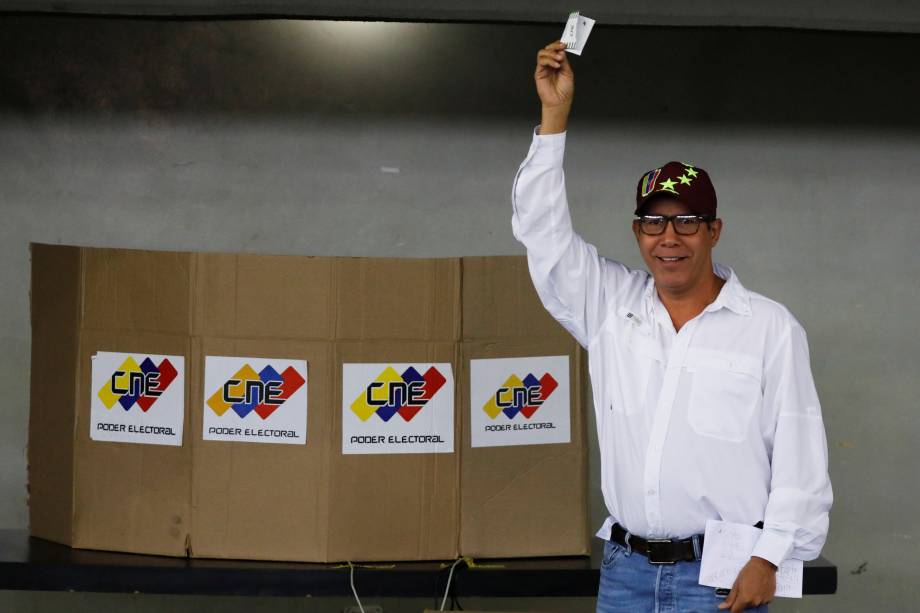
{"left": 718, "top": 556, "right": 777, "bottom": 612}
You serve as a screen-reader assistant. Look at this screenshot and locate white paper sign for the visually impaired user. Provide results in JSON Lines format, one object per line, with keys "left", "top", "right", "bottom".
{"left": 342, "top": 363, "right": 454, "bottom": 454}
{"left": 561, "top": 11, "right": 595, "bottom": 56}
{"left": 699, "top": 520, "right": 804, "bottom": 598}
{"left": 202, "top": 356, "right": 308, "bottom": 445}
{"left": 470, "top": 356, "right": 571, "bottom": 448}
{"left": 90, "top": 351, "right": 185, "bottom": 446}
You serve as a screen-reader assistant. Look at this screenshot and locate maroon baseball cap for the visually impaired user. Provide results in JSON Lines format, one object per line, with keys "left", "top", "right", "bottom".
{"left": 634, "top": 161, "right": 717, "bottom": 217}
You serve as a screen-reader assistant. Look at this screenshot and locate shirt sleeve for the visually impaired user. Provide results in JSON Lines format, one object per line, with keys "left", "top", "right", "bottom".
{"left": 752, "top": 321, "right": 833, "bottom": 566}
{"left": 511, "top": 128, "right": 635, "bottom": 347}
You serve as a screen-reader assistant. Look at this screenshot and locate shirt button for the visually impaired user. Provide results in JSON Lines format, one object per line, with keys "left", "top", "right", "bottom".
{"left": 647, "top": 489, "right": 656, "bottom": 496}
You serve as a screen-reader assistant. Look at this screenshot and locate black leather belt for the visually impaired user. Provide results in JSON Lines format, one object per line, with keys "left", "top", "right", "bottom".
{"left": 610, "top": 521, "right": 765, "bottom": 565}
{"left": 610, "top": 523, "right": 700, "bottom": 564}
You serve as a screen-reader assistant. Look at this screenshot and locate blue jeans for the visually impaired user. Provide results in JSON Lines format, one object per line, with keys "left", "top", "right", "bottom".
{"left": 596, "top": 540, "right": 768, "bottom": 613}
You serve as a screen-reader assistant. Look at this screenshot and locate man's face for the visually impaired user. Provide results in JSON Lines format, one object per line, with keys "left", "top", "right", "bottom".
{"left": 632, "top": 198, "right": 722, "bottom": 295}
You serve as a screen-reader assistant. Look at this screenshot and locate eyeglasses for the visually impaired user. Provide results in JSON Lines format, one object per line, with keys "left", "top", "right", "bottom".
{"left": 636, "top": 214, "right": 715, "bottom": 236}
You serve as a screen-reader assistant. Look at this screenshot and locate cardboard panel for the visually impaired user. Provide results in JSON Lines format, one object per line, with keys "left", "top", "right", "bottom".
{"left": 190, "top": 336, "right": 333, "bottom": 561}
{"left": 72, "top": 329, "right": 191, "bottom": 557}
{"left": 461, "top": 256, "right": 570, "bottom": 342}
{"left": 327, "top": 340, "right": 459, "bottom": 562}
{"left": 28, "top": 244, "right": 81, "bottom": 545}
{"left": 335, "top": 258, "right": 460, "bottom": 341}
{"left": 82, "top": 248, "right": 191, "bottom": 335}
{"left": 192, "top": 252, "right": 335, "bottom": 340}
{"left": 460, "top": 255, "right": 589, "bottom": 558}
{"left": 29, "top": 245, "right": 589, "bottom": 563}
{"left": 459, "top": 337, "right": 590, "bottom": 558}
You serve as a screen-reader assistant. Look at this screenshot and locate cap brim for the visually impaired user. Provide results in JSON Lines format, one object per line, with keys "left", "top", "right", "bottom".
{"left": 634, "top": 191, "right": 684, "bottom": 216}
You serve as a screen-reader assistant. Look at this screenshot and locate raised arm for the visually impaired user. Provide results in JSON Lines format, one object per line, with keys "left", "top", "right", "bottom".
{"left": 512, "top": 42, "right": 639, "bottom": 347}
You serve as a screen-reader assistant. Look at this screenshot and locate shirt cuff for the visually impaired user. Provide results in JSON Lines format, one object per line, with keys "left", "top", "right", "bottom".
{"left": 527, "top": 125, "right": 567, "bottom": 165}
{"left": 751, "top": 528, "right": 795, "bottom": 567}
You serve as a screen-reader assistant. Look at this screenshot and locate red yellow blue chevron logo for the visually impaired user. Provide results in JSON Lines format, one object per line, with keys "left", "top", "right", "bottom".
{"left": 350, "top": 365, "right": 447, "bottom": 422}
{"left": 97, "top": 356, "right": 179, "bottom": 412}
{"left": 207, "top": 363, "right": 305, "bottom": 420}
{"left": 483, "top": 372, "right": 558, "bottom": 420}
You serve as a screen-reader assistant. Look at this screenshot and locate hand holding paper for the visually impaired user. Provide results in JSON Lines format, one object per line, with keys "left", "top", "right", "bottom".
{"left": 699, "top": 520, "right": 803, "bottom": 600}
{"left": 718, "top": 557, "right": 777, "bottom": 612}
{"left": 534, "top": 41, "right": 574, "bottom": 133}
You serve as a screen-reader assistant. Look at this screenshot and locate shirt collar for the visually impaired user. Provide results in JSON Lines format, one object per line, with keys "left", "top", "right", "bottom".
{"left": 710, "top": 263, "right": 752, "bottom": 316}
{"left": 642, "top": 262, "right": 752, "bottom": 317}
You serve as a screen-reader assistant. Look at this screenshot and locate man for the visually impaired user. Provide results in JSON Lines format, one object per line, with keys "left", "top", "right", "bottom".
{"left": 512, "top": 41, "right": 832, "bottom": 613}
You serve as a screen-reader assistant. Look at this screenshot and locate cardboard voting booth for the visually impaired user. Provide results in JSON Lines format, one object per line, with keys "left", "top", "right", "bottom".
{"left": 28, "top": 244, "right": 588, "bottom": 562}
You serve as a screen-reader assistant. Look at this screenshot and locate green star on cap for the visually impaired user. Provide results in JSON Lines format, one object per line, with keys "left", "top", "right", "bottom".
{"left": 659, "top": 178, "right": 678, "bottom": 193}
{"left": 685, "top": 167, "right": 699, "bottom": 178}
{"left": 678, "top": 174, "right": 692, "bottom": 185}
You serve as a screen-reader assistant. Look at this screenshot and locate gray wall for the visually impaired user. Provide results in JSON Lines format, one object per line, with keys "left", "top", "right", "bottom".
{"left": 1, "top": 16, "right": 918, "bottom": 612}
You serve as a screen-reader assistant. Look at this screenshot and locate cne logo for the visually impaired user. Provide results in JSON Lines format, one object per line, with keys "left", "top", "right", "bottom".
{"left": 207, "top": 364, "right": 305, "bottom": 420}
{"left": 483, "top": 373, "right": 558, "bottom": 420}
{"left": 97, "top": 356, "right": 178, "bottom": 412}
{"left": 350, "top": 366, "right": 446, "bottom": 423}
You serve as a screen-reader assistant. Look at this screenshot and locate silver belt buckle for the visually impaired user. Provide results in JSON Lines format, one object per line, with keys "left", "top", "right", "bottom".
{"left": 645, "top": 538, "right": 677, "bottom": 565}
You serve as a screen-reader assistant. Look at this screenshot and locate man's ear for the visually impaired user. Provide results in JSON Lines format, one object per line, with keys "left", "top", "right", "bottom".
{"left": 709, "top": 218, "right": 723, "bottom": 247}
{"left": 632, "top": 219, "right": 641, "bottom": 241}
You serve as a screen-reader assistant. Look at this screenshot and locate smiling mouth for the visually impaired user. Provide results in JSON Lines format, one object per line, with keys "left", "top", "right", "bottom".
{"left": 655, "top": 256, "right": 688, "bottom": 263}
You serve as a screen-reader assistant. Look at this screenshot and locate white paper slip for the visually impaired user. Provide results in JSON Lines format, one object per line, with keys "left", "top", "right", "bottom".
{"left": 774, "top": 560, "right": 805, "bottom": 598}
{"left": 699, "top": 520, "right": 804, "bottom": 599}
{"left": 561, "top": 11, "right": 579, "bottom": 46}
{"left": 560, "top": 11, "right": 596, "bottom": 56}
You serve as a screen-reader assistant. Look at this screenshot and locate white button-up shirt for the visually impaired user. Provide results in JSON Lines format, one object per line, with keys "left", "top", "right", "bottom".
{"left": 511, "top": 130, "right": 832, "bottom": 566}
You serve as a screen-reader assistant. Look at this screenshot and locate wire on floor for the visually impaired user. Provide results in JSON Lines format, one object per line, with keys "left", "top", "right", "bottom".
{"left": 439, "top": 557, "right": 466, "bottom": 610}
{"left": 348, "top": 561, "right": 365, "bottom": 613}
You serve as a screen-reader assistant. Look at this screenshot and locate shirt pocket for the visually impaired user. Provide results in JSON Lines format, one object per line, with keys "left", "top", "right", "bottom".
{"left": 685, "top": 350, "right": 762, "bottom": 443}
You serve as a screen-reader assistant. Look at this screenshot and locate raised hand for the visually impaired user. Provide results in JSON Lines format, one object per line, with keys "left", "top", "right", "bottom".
{"left": 534, "top": 41, "right": 574, "bottom": 134}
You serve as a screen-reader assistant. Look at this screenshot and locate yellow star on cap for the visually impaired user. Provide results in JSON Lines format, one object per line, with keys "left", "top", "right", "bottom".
{"left": 659, "top": 178, "right": 678, "bottom": 193}
{"left": 685, "top": 167, "right": 699, "bottom": 178}
{"left": 678, "top": 174, "right": 692, "bottom": 185}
